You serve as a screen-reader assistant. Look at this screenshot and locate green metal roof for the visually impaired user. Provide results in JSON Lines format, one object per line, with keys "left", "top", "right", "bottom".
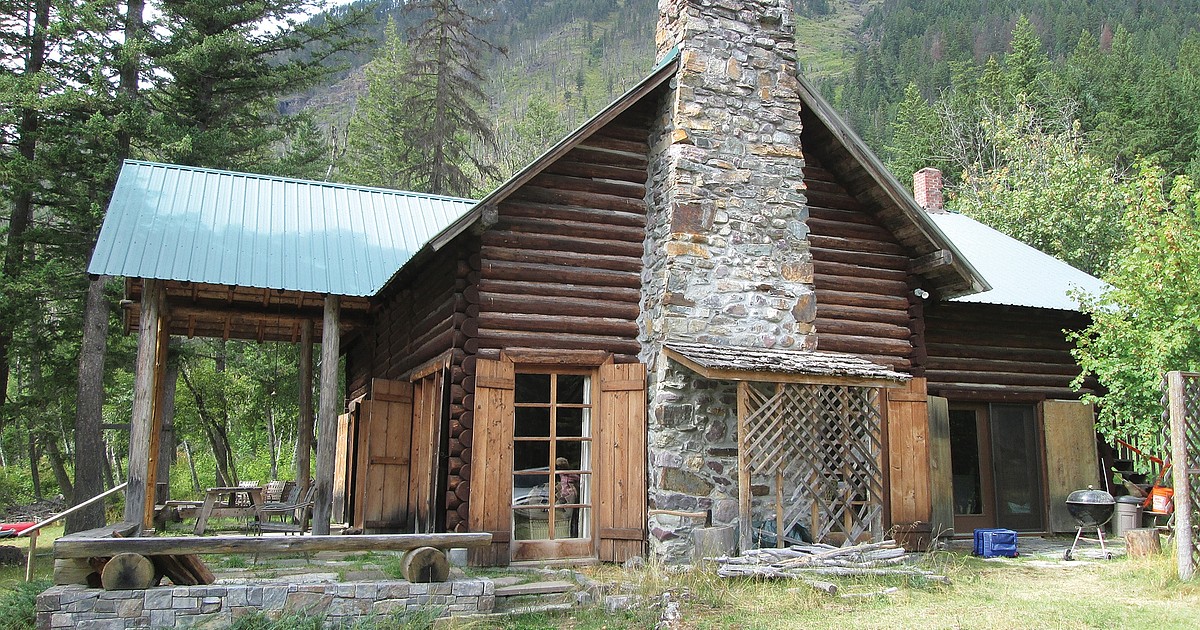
{"left": 89, "top": 161, "right": 476, "bottom": 297}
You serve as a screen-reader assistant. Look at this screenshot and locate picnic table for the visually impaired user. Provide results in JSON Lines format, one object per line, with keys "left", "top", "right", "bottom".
{"left": 193, "top": 486, "right": 265, "bottom": 535}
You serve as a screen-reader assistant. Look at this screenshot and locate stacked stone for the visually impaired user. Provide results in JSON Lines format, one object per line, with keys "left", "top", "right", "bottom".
{"left": 36, "top": 579, "right": 495, "bottom": 629}
{"left": 641, "top": 0, "right": 812, "bottom": 562}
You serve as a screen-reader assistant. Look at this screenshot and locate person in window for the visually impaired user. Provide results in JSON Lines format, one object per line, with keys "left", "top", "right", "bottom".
{"left": 556, "top": 457, "right": 580, "bottom": 537}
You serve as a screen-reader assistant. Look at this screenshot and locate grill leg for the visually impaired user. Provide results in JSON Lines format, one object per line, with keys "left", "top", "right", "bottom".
{"left": 1064, "top": 527, "right": 1085, "bottom": 561}
{"left": 1097, "top": 527, "right": 1111, "bottom": 559}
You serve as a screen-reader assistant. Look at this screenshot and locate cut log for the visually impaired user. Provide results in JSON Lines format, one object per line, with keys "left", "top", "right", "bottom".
{"left": 152, "top": 554, "right": 215, "bottom": 585}
{"left": 401, "top": 546, "right": 450, "bottom": 583}
{"left": 53, "top": 558, "right": 97, "bottom": 586}
{"left": 100, "top": 552, "right": 157, "bottom": 590}
{"left": 1125, "top": 528, "right": 1162, "bottom": 558}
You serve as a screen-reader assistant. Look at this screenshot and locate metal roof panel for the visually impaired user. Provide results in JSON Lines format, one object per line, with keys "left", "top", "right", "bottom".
{"left": 89, "top": 161, "right": 476, "bottom": 297}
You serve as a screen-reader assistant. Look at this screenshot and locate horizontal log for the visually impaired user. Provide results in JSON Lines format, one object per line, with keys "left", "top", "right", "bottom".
{"left": 478, "top": 312, "right": 639, "bottom": 337}
{"left": 810, "top": 246, "right": 908, "bottom": 272}
{"left": 481, "top": 260, "right": 641, "bottom": 289}
{"left": 511, "top": 185, "right": 648, "bottom": 215}
{"left": 816, "top": 303, "right": 911, "bottom": 327}
{"left": 562, "top": 145, "right": 649, "bottom": 170}
{"left": 477, "top": 279, "right": 640, "bottom": 304}
{"left": 500, "top": 200, "right": 647, "bottom": 228}
{"left": 816, "top": 289, "right": 911, "bottom": 311}
{"left": 577, "top": 133, "right": 648, "bottom": 156}
{"left": 814, "top": 273, "right": 908, "bottom": 296}
{"left": 817, "top": 333, "right": 911, "bottom": 357}
{"left": 527, "top": 172, "right": 645, "bottom": 199}
{"left": 595, "top": 123, "right": 652, "bottom": 144}
{"left": 925, "top": 342, "right": 1075, "bottom": 364}
{"left": 924, "top": 369, "right": 1075, "bottom": 388}
{"left": 806, "top": 216, "right": 896, "bottom": 243}
{"left": 54, "top": 534, "right": 492, "bottom": 558}
{"left": 542, "top": 159, "right": 648, "bottom": 184}
{"left": 482, "top": 229, "right": 644, "bottom": 259}
{"left": 481, "top": 245, "right": 641, "bottom": 274}
{"left": 475, "top": 328, "right": 642, "bottom": 355}
{"left": 809, "top": 233, "right": 907, "bottom": 256}
{"left": 478, "top": 292, "right": 639, "bottom": 320}
{"left": 926, "top": 331, "right": 1073, "bottom": 350}
{"left": 924, "top": 356, "right": 1080, "bottom": 376}
{"left": 926, "top": 383, "right": 1085, "bottom": 400}
{"left": 815, "top": 318, "right": 911, "bottom": 340}
{"left": 807, "top": 203, "right": 881, "bottom": 227}
{"left": 813, "top": 259, "right": 908, "bottom": 283}
{"left": 500, "top": 214, "right": 646, "bottom": 244}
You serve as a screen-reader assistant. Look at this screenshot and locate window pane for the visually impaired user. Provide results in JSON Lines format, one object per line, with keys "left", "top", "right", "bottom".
{"left": 515, "top": 407, "right": 550, "bottom": 438}
{"left": 513, "top": 472, "right": 550, "bottom": 505}
{"left": 949, "top": 409, "right": 983, "bottom": 516}
{"left": 514, "top": 508, "right": 550, "bottom": 540}
{"left": 555, "top": 441, "right": 586, "bottom": 472}
{"left": 558, "top": 374, "right": 588, "bottom": 404}
{"left": 513, "top": 440, "right": 550, "bottom": 475}
{"left": 551, "top": 507, "right": 584, "bottom": 539}
{"left": 515, "top": 374, "right": 551, "bottom": 403}
{"left": 557, "top": 407, "right": 588, "bottom": 437}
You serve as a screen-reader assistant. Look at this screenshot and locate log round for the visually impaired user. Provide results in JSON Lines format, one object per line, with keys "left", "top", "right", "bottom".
{"left": 1125, "top": 528, "right": 1162, "bottom": 558}
{"left": 101, "top": 553, "right": 157, "bottom": 590}
{"left": 460, "top": 447, "right": 472, "bottom": 464}
{"left": 400, "top": 546, "right": 450, "bottom": 583}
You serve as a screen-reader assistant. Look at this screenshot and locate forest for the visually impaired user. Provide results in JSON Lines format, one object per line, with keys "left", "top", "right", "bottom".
{"left": 3, "top": 0, "right": 1200, "bottom": 528}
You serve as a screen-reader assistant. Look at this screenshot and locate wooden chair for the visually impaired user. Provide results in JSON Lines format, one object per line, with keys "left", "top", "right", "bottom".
{"left": 254, "top": 485, "right": 315, "bottom": 535}
{"left": 262, "top": 480, "right": 287, "bottom": 504}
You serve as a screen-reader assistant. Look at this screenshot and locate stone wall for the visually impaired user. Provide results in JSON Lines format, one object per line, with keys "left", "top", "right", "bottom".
{"left": 36, "top": 579, "right": 495, "bottom": 629}
{"left": 640, "top": 0, "right": 812, "bottom": 561}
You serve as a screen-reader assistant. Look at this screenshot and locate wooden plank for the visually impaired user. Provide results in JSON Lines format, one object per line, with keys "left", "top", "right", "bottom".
{"left": 738, "top": 382, "right": 752, "bottom": 554}
{"left": 55, "top": 533, "right": 493, "bottom": 558}
{"left": 331, "top": 412, "right": 351, "bottom": 523}
{"left": 143, "top": 313, "right": 170, "bottom": 531}
{"left": 886, "top": 379, "right": 932, "bottom": 526}
{"left": 1042, "top": 399, "right": 1099, "bottom": 533}
{"left": 297, "top": 319, "right": 314, "bottom": 490}
{"left": 124, "top": 279, "right": 164, "bottom": 530}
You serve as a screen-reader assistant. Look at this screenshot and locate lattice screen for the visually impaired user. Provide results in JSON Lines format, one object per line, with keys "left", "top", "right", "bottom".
{"left": 741, "top": 382, "right": 884, "bottom": 544}
{"left": 1165, "top": 371, "right": 1200, "bottom": 579}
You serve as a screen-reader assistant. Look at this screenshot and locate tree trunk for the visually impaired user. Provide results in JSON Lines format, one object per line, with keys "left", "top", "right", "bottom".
{"left": 45, "top": 438, "right": 73, "bottom": 501}
{"left": 156, "top": 346, "right": 179, "bottom": 503}
{"left": 183, "top": 440, "right": 200, "bottom": 492}
{"left": 179, "top": 364, "right": 237, "bottom": 486}
{"left": 67, "top": 275, "right": 110, "bottom": 533}
{"left": 28, "top": 434, "right": 42, "bottom": 500}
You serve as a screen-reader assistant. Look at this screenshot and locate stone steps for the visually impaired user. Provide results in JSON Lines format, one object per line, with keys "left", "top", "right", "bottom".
{"left": 493, "top": 580, "right": 579, "bottom": 614}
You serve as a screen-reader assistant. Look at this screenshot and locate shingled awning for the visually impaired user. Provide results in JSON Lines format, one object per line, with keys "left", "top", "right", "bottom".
{"left": 663, "top": 342, "right": 910, "bottom": 388}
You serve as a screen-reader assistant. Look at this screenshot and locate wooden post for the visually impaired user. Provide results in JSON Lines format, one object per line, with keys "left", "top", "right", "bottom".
{"left": 124, "top": 279, "right": 165, "bottom": 532}
{"left": 297, "top": 319, "right": 314, "bottom": 490}
{"left": 775, "top": 469, "right": 785, "bottom": 548}
{"left": 24, "top": 530, "right": 37, "bottom": 581}
{"left": 1168, "top": 371, "right": 1194, "bottom": 579}
{"left": 312, "top": 296, "right": 340, "bottom": 535}
{"left": 142, "top": 313, "right": 170, "bottom": 531}
{"left": 737, "top": 381, "right": 752, "bottom": 554}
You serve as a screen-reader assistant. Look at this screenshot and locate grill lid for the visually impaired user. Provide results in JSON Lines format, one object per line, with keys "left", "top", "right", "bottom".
{"left": 1066, "top": 485, "right": 1115, "bottom": 505}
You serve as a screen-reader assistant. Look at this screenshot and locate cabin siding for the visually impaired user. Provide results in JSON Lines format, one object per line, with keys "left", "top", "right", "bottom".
{"left": 924, "top": 302, "right": 1089, "bottom": 401}
{"left": 804, "top": 152, "right": 916, "bottom": 370}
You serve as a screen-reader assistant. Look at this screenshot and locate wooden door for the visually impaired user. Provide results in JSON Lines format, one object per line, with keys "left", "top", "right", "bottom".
{"left": 409, "top": 370, "right": 445, "bottom": 533}
{"left": 927, "top": 396, "right": 954, "bottom": 538}
{"left": 353, "top": 379, "right": 414, "bottom": 533}
{"left": 1042, "top": 400, "right": 1098, "bottom": 533}
{"left": 332, "top": 411, "right": 353, "bottom": 523}
{"left": 949, "top": 405, "right": 994, "bottom": 532}
{"left": 468, "top": 358, "right": 515, "bottom": 566}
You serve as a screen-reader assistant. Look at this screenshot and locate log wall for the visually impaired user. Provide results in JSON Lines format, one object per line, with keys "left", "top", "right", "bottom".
{"left": 924, "top": 301, "right": 1092, "bottom": 401}
{"left": 804, "top": 152, "right": 915, "bottom": 370}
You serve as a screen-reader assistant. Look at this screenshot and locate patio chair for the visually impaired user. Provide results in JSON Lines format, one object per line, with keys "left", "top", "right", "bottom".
{"left": 254, "top": 485, "right": 315, "bottom": 535}
{"left": 262, "top": 480, "right": 287, "bottom": 504}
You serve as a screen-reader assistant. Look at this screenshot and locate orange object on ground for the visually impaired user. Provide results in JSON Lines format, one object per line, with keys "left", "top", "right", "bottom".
{"left": 1150, "top": 487, "right": 1174, "bottom": 514}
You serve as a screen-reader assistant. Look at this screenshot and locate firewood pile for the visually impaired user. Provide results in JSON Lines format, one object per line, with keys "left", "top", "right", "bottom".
{"left": 712, "top": 539, "right": 949, "bottom": 596}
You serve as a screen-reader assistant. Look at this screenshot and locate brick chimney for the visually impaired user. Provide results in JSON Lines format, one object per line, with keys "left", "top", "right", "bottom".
{"left": 914, "top": 167, "right": 944, "bottom": 213}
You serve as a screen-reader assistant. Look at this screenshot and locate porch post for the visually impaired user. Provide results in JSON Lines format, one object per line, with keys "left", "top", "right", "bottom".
{"left": 296, "top": 319, "right": 314, "bottom": 490}
{"left": 124, "top": 279, "right": 168, "bottom": 533}
{"left": 312, "top": 295, "right": 340, "bottom": 535}
{"left": 737, "top": 381, "right": 752, "bottom": 553}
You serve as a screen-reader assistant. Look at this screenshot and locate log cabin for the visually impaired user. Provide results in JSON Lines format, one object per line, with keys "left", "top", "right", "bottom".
{"left": 89, "top": 0, "right": 1110, "bottom": 564}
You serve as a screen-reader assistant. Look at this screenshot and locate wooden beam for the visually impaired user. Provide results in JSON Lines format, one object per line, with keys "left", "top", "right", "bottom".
{"left": 142, "top": 311, "right": 171, "bottom": 531}
{"left": 909, "top": 249, "right": 953, "bottom": 274}
{"left": 124, "top": 279, "right": 164, "bottom": 532}
{"left": 297, "top": 319, "right": 314, "bottom": 491}
{"left": 312, "top": 295, "right": 340, "bottom": 535}
{"left": 737, "top": 381, "right": 752, "bottom": 554}
{"left": 54, "top": 533, "right": 492, "bottom": 558}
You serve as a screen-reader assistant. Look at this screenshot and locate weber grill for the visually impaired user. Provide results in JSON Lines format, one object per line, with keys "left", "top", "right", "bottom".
{"left": 1063, "top": 486, "right": 1115, "bottom": 561}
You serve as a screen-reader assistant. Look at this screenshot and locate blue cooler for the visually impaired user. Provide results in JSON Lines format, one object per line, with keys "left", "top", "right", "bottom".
{"left": 973, "top": 528, "right": 1018, "bottom": 558}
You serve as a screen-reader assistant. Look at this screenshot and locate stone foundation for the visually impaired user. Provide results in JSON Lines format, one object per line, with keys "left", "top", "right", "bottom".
{"left": 36, "top": 579, "right": 495, "bottom": 629}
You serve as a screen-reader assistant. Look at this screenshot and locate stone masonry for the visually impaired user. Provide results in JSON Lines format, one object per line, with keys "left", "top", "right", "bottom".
{"left": 640, "top": 0, "right": 813, "bottom": 561}
{"left": 35, "top": 579, "right": 495, "bottom": 629}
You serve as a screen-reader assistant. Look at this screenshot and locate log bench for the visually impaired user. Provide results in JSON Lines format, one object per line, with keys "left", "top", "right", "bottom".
{"left": 54, "top": 532, "right": 492, "bottom": 587}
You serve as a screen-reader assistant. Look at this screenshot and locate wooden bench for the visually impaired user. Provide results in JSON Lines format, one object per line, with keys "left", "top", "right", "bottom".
{"left": 54, "top": 532, "right": 492, "bottom": 586}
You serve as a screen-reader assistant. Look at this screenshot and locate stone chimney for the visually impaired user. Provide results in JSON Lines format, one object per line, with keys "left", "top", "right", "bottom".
{"left": 640, "top": 0, "right": 812, "bottom": 561}
{"left": 913, "top": 167, "right": 944, "bottom": 213}
{"left": 642, "top": 0, "right": 814, "bottom": 352}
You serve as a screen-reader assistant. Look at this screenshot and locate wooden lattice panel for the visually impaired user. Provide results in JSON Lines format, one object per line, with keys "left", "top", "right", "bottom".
{"left": 1166, "top": 371, "right": 1200, "bottom": 579}
{"left": 742, "top": 382, "right": 884, "bottom": 544}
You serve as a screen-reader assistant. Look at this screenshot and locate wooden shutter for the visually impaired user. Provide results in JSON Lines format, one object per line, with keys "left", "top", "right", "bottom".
{"left": 468, "top": 358, "right": 515, "bottom": 566}
{"left": 1042, "top": 399, "right": 1099, "bottom": 532}
{"left": 597, "top": 362, "right": 647, "bottom": 562}
{"left": 353, "top": 379, "right": 414, "bottom": 533}
{"left": 331, "top": 411, "right": 353, "bottom": 523}
{"left": 927, "top": 395, "right": 953, "bottom": 537}
{"left": 886, "top": 377, "right": 932, "bottom": 526}
{"left": 409, "top": 371, "right": 445, "bottom": 533}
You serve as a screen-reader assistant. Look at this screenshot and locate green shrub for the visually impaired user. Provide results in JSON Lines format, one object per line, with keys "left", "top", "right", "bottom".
{"left": 0, "top": 580, "right": 51, "bottom": 630}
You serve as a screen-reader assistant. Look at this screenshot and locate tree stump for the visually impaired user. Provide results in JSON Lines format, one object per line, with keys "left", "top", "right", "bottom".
{"left": 101, "top": 552, "right": 157, "bottom": 590}
{"left": 1125, "top": 528, "right": 1162, "bottom": 558}
{"left": 400, "top": 546, "right": 450, "bottom": 583}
